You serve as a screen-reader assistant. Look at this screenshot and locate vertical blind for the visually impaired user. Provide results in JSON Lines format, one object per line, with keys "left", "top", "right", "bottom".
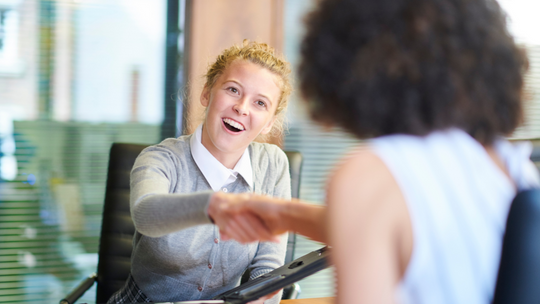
{"left": 284, "top": 119, "right": 359, "bottom": 298}
{"left": 282, "top": 0, "right": 337, "bottom": 298}
{"left": 512, "top": 44, "right": 540, "bottom": 140}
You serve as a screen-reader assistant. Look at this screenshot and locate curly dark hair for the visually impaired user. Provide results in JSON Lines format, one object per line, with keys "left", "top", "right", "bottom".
{"left": 299, "top": 0, "right": 528, "bottom": 144}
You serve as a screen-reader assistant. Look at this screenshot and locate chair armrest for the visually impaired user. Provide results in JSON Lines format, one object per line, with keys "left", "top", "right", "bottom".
{"left": 59, "top": 273, "right": 98, "bottom": 304}
{"left": 282, "top": 283, "right": 301, "bottom": 300}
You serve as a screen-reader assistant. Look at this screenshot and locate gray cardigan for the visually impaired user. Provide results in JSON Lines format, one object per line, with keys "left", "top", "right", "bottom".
{"left": 129, "top": 134, "right": 290, "bottom": 303}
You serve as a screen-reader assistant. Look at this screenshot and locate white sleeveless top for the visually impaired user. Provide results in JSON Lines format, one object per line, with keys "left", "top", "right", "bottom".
{"left": 370, "top": 128, "right": 540, "bottom": 304}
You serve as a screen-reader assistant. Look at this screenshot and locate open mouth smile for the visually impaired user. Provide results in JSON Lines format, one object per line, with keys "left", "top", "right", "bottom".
{"left": 222, "top": 118, "right": 245, "bottom": 133}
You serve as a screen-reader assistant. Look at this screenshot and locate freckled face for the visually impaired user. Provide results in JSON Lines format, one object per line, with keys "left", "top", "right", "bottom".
{"left": 200, "top": 60, "right": 281, "bottom": 164}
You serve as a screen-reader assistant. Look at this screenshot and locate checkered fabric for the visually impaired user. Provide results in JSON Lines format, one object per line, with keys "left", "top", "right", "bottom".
{"left": 107, "top": 274, "right": 151, "bottom": 304}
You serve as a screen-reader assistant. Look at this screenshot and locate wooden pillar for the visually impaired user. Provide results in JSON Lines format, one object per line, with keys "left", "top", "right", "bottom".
{"left": 183, "top": 0, "right": 284, "bottom": 145}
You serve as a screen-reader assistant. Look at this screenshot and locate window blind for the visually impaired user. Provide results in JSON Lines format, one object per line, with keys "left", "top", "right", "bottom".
{"left": 512, "top": 44, "right": 540, "bottom": 139}
{"left": 0, "top": 1, "right": 169, "bottom": 303}
{"left": 284, "top": 118, "right": 361, "bottom": 298}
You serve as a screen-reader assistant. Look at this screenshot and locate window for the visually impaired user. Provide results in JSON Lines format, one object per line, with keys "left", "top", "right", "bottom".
{"left": 0, "top": 0, "right": 24, "bottom": 76}
{"left": 0, "top": 1, "right": 172, "bottom": 303}
{"left": 498, "top": 0, "right": 540, "bottom": 139}
{"left": 0, "top": 9, "right": 8, "bottom": 50}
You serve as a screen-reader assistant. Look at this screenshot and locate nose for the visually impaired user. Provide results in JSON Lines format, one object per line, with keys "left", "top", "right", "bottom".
{"left": 233, "top": 99, "right": 249, "bottom": 116}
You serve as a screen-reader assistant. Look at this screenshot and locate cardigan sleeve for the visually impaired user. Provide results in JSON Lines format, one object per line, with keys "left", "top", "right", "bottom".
{"left": 129, "top": 144, "right": 213, "bottom": 238}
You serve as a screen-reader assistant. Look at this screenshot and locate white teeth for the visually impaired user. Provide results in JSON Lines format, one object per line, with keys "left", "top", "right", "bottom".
{"left": 223, "top": 118, "right": 245, "bottom": 131}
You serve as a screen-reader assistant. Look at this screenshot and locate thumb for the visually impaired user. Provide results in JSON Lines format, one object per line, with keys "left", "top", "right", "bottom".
{"left": 220, "top": 230, "right": 231, "bottom": 241}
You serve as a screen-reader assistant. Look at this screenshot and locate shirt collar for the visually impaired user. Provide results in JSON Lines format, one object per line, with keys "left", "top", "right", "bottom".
{"left": 190, "top": 124, "right": 253, "bottom": 191}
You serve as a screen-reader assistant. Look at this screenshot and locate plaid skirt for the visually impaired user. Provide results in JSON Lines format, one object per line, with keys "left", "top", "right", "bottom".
{"left": 107, "top": 274, "right": 151, "bottom": 304}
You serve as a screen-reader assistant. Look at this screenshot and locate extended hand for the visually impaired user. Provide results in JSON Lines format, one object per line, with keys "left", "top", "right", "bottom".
{"left": 207, "top": 192, "right": 280, "bottom": 243}
{"left": 209, "top": 192, "right": 327, "bottom": 244}
{"left": 207, "top": 192, "right": 288, "bottom": 243}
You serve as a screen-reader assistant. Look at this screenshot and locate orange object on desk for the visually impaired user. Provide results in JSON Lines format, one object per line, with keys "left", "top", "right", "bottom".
{"left": 280, "top": 297, "right": 334, "bottom": 304}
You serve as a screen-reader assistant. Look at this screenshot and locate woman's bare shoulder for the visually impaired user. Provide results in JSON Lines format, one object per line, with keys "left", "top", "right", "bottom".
{"left": 327, "top": 146, "right": 413, "bottom": 282}
{"left": 327, "top": 147, "right": 397, "bottom": 209}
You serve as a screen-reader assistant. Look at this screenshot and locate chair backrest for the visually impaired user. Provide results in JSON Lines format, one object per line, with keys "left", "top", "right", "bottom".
{"left": 96, "top": 143, "right": 148, "bottom": 303}
{"left": 493, "top": 189, "right": 540, "bottom": 304}
{"left": 95, "top": 144, "right": 303, "bottom": 302}
{"left": 283, "top": 151, "right": 303, "bottom": 264}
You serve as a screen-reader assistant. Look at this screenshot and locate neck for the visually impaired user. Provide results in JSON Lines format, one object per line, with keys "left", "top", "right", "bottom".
{"left": 213, "top": 151, "right": 243, "bottom": 170}
{"left": 201, "top": 127, "right": 244, "bottom": 169}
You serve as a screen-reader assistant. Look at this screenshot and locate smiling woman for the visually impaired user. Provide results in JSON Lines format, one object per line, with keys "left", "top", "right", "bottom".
{"left": 106, "top": 41, "right": 293, "bottom": 304}
{"left": 203, "top": 40, "right": 292, "bottom": 139}
{"left": 200, "top": 59, "right": 282, "bottom": 168}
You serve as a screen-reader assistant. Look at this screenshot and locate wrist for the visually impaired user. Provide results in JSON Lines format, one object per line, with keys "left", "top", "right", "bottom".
{"left": 207, "top": 192, "right": 222, "bottom": 223}
{"left": 285, "top": 200, "right": 327, "bottom": 243}
{"left": 284, "top": 199, "right": 301, "bottom": 233}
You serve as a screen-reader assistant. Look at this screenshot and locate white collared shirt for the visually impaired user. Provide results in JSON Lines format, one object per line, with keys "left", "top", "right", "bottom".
{"left": 190, "top": 124, "right": 253, "bottom": 192}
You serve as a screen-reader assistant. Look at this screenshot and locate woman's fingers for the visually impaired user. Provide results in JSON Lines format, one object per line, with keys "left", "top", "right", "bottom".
{"left": 233, "top": 213, "right": 279, "bottom": 243}
{"left": 223, "top": 214, "right": 269, "bottom": 243}
{"left": 225, "top": 215, "right": 255, "bottom": 243}
{"left": 219, "top": 229, "right": 231, "bottom": 241}
{"left": 209, "top": 192, "right": 285, "bottom": 243}
{"left": 232, "top": 215, "right": 260, "bottom": 243}
{"left": 219, "top": 213, "right": 279, "bottom": 243}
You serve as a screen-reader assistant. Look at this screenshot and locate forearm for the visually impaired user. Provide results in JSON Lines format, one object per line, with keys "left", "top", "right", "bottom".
{"left": 130, "top": 145, "right": 217, "bottom": 237}
{"left": 132, "top": 191, "right": 213, "bottom": 237}
{"left": 283, "top": 200, "right": 328, "bottom": 243}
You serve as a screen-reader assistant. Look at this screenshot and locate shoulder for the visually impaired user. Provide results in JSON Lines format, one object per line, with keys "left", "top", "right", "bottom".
{"left": 328, "top": 147, "right": 394, "bottom": 208}
{"left": 249, "top": 142, "right": 289, "bottom": 169}
{"left": 135, "top": 134, "right": 194, "bottom": 169}
{"left": 327, "top": 146, "right": 413, "bottom": 278}
{"left": 140, "top": 134, "right": 192, "bottom": 159}
{"left": 326, "top": 146, "right": 408, "bottom": 238}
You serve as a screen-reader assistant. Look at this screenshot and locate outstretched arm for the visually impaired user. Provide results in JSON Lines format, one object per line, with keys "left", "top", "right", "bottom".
{"left": 130, "top": 145, "right": 215, "bottom": 237}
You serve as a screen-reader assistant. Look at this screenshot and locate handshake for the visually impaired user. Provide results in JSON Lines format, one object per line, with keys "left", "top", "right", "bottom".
{"left": 207, "top": 192, "right": 327, "bottom": 244}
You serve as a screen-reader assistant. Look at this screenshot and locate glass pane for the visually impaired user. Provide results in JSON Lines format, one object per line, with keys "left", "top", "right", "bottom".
{"left": 0, "top": 0, "right": 169, "bottom": 303}
{"left": 498, "top": 0, "right": 540, "bottom": 139}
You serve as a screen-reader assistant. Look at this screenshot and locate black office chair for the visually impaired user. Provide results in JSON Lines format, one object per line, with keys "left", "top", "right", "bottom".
{"left": 281, "top": 151, "right": 303, "bottom": 299}
{"left": 60, "top": 143, "right": 303, "bottom": 304}
{"left": 493, "top": 189, "right": 540, "bottom": 304}
{"left": 238, "top": 151, "right": 303, "bottom": 299}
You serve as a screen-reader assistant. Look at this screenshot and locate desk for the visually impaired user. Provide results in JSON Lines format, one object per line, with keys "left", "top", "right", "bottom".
{"left": 280, "top": 297, "right": 334, "bottom": 304}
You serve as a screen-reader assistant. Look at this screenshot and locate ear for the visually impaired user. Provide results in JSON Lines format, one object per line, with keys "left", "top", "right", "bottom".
{"left": 260, "top": 117, "right": 276, "bottom": 135}
{"left": 200, "top": 85, "right": 210, "bottom": 107}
